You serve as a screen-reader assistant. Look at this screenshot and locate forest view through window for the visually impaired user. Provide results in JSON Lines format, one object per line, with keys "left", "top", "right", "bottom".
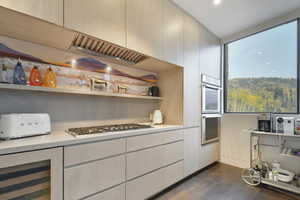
{"left": 225, "top": 21, "right": 298, "bottom": 113}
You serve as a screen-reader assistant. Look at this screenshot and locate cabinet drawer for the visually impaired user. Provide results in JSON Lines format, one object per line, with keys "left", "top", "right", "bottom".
{"left": 64, "top": 139, "right": 125, "bottom": 167}
{"left": 85, "top": 184, "right": 125, "bottom": 200}
{"left": 127, "top": 130, "right": 183, "bottom": 152}
{"left": 126, "top": 161, "right": 183, "bottom": 200}
{"left": 64, "top": 155, "right": 125, "bottom": 200}
{"left": 127, "top": 141, "right": 184, "bottom": 180}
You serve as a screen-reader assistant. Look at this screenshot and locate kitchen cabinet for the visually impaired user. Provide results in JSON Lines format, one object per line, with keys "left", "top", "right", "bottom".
{"left": 126, "top": 0, "right": 163, "bottom": 59}
{"left": 85, "top": 184, "right": 125, "bottom": 200}
{"left": 126, "top": 141, "right": 184, "bottom": 180}
{"left": 127, "top": 129, "right": 184, "bottom": 152}
{"left": 0, "top": 148, "right": 63, "bottom": 200}
{"left": 64, "top": 138, "right": 126, "bottom": 167}
{"left": 199, "top": 26, "right": 221, "bottom": 79}
{"left": 126, "top": 161, "right": 183, "bottom": 200}
{"left": 184, "top": 127, "right": 201, "bottom": 177}
{"left": 162, "top": 0, "right": 184, "bottom": 66}
{"left": 0, "top": 0, "right": 63, "bottom": 25}
{"left": 64, "top": 0, "right": 126, "bottom": 47}
{"left": 183, "top": 13, "right": 201, "bottom": 126}
{"left": 200, "top": 142, "right": 220, "bottom": 169}
{"left": 64, "top": 155, "right": 125, "bottom": 200}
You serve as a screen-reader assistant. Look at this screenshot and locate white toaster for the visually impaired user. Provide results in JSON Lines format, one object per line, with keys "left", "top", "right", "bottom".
{"left": 0, "top": 114, "right": 51, "bottom": 139}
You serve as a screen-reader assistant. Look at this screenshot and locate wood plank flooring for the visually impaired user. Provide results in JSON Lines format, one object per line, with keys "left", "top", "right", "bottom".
{"left": 151, "top": 163, "right": 300, "bottom": 200}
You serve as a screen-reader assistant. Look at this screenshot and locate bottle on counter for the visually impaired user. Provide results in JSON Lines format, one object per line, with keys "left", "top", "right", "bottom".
{"left": 29, "top": 66, "right": 43, "bottom": 86}
{"left": 43, "top": 67, "right": 57, "bottom": 88}
{"left": 13, "top": 59, "right": 27, "bottom": 85}
{"left": 0, "top": 64, "right": 9, "bottom": 83}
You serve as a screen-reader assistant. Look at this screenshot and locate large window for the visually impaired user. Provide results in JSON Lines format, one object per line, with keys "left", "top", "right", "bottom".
{"left": 225, "top": 21, "right": 298, "bottom": 113}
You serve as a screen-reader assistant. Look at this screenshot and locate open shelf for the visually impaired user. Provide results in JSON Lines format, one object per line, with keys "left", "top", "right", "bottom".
{"left": 261, "top": 178, "right": 300, "bottom": 194}
{"left": 246, "top": 129, "right": 300, "bottom": 138}
{"left": 0, "top": 83, "right": 163, "bottom": 100}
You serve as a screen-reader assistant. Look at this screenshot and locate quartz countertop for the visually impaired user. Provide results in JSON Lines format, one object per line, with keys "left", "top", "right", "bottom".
{"left": 0, "top": 124, "right": 190, "bottom": 155}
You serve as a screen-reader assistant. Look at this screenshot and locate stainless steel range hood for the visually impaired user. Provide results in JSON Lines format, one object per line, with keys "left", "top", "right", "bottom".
{"left": 70, "top": 34, "right": 147, "bottom": 65}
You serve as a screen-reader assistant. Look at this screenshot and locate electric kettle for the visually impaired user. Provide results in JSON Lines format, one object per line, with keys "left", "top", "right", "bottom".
{"left": 151, "top": 110, "right": 163, "bottom": 125}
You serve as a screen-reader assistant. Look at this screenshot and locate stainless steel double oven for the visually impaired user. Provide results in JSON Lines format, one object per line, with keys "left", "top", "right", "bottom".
{"left": 201, "top": 74, "right": 222, "bottom": 145}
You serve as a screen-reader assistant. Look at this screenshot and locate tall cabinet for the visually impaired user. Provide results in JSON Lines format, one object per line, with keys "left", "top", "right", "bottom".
{"left": 0, "top": 0, "right": 63, "bottom": 25}
{"left": 126, "top": 0, "right": 163, "bottom": 59}
{"left": 64, "top": 0, "right": 126, "bottom": 47}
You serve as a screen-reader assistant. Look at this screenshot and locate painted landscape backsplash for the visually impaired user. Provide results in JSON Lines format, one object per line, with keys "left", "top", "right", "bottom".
{"left": 227, "top": 77, "right": 297, "bottom": 113}
{"left": 0, "top": 36, "right": 157, "bottom": 96}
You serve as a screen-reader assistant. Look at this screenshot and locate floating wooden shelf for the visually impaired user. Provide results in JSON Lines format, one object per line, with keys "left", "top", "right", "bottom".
{"left": 0, "top": 83, "right": 163, "bottom": 100}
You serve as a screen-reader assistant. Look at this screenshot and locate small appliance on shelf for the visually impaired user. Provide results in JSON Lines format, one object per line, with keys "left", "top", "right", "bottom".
{"left": 257, "top": 113, "right": 271, "bottom": 132}
{"left": 275, "top": 116, "right": 295, "bottom": 135}
{"left": 0, "top": 113, "right": 51, "bottom": 139}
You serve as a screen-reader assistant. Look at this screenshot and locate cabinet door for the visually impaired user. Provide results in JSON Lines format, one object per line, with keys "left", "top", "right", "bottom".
{"left": 64, "top": 0, "right": 126, "bottom": 47}
{"left": 183, "top": 14, "right": 201, "bottom": 126}
{"left": 0, "top": 148, "right": 63, "bottom": 200}
{"left": 0, "top": 0, "right": 63, "bottom": 25}
{"left": 162, "top": 0, "right": 183, "bottom": 66}
{"left": 200, "top": 142, "right": 220, "bottom": 169}
{"left": 199, "top": 26, "right": 221, "bottom": 79}
{"left": 126, "top": 0, "right": 163, "bottom": 59}
{"left": 184, "top": 127, "right": 201, "bottom": 177}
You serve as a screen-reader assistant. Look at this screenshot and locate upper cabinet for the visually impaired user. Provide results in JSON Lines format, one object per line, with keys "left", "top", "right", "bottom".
{"left": 0, "top": 0, "right": 63, "bottom": 25}
{"left": 126, "top": 0, "right": 163, "bottom": 59}
{"left": 162, "top": 1, "right": 183, "bottom": 66}
{"left": 183, "top": 13, "right": 201, "bottom": 126}
{"left": 199, "top": 26, "right": 221, "bottom": 79}
{"left": 64, "top": 0, "right": 126, "bottom": 47}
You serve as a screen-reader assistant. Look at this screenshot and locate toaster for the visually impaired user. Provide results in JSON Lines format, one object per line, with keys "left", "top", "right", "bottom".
{"left": 0, "top": 114, "right": 51, "bottom": 139}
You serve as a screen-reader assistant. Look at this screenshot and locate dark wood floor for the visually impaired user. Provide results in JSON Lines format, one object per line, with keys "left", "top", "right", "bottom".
{"left": 151, "top": 163, "right": 300, "bottom": 200}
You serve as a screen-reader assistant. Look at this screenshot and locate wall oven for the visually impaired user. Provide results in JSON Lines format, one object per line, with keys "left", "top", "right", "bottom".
{"left": 202, "top": 114, "right": 221, "bottom": 145}
{"left": 201, "top": 74, "right": 222, "bottom": 114}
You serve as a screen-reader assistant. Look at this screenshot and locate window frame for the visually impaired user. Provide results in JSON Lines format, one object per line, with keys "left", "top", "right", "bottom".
{"left": 223, "top": 19, "right": 300, "bottom": 114}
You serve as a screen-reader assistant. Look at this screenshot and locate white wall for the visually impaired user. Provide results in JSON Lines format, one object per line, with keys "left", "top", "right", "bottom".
{"left": 220, "top": 114, "right": 257, "bottom": 168}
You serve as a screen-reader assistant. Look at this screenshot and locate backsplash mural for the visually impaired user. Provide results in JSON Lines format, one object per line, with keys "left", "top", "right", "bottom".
{"left": 0, "top": 36, "right": 158, "bottom": 96}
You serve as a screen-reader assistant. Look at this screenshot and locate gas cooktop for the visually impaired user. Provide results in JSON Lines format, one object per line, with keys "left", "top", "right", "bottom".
{"left": 66, "top": 123, "right": 152, "bottom": 136}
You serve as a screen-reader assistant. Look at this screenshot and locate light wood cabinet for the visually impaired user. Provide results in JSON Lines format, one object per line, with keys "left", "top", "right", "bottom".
{"left": 126, "top": 0, "right": 163, "bottom": 59}
{"left": 0, "top": 0, "right": 63, "bottom": 25}
{"left": 85, "top": 184, "right": 125, "bottom": 200}
{"left": 199, "top": 25, "right": 221, "bottom": 79}
{"left": 64, "top": 139, "right": 126, "bottom": 167}
{"left": 64, "top": 155, "right": 125, "bottom": 200}
{"left": 184, "top": 127, "right": 201, "bottom": 177}
{"left": 126, "top": 161, "right": 183, "bottom": 200}
{"left": 162, "top": 0, "right": 183, "bottom": 66}
{"left": 64, "top": 0, "right": 126, "bottom": 46}
{"left": 126, "top": 141, "right": 184, "bottom": 180}
{"left": 127, "top": 129, "right": 184, "bottom": 152}
{"left": 183, "top": 13, "right": 201, "bottom": 126}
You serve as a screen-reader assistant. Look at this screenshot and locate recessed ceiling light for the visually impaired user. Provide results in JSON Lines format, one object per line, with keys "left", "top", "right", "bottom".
{"left": 213, "top": 0, "right": 222, "bottom": 6}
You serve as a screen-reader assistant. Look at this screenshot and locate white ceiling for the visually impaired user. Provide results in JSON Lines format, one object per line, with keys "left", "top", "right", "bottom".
{"left": 172, "top": 0, "right": 300, "bottom": 39}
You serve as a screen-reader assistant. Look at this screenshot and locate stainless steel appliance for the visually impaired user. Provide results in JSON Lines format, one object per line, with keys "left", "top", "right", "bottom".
{"left": 201, "top": 74, "right": 222, "bottom": 114}
{"left": 66, "top": 123, "right": 152, "bottom": 136}
{"left": 202, "top": 114, "right": 221, "bottom": 145}
{"left": 258, "top": 113, "right": 271, "bottom": 132}
{"left": 275, "top": 117, "right": 294, "bottom": 135}
{"left": 0, "top": 113, "right": 51, "bottom": 139}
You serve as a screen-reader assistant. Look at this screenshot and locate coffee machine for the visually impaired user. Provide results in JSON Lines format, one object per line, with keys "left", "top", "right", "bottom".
{"left": 258, "top": 113, "right": 271, "bottom": 132}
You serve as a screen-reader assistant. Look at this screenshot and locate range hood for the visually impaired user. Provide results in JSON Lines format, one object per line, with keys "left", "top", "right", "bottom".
{"left": 70, "top": 34, "right": 147, "bottom": 65}
{"left": 0, "top": 6, "right": 178, "bottom": 72}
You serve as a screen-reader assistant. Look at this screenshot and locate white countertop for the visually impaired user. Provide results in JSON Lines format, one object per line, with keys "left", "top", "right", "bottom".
{"left": 0, "top": 124, "right": 188, "bottom": 155}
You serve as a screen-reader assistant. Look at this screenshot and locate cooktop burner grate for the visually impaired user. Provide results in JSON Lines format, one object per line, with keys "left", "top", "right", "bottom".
{"left": 67, "top": 124, "right": 152, "bottom": 136}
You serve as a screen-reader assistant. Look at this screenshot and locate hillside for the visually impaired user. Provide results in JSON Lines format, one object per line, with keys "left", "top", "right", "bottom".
{"left": 227, "top": 77, "right": 297, "bottom": 113}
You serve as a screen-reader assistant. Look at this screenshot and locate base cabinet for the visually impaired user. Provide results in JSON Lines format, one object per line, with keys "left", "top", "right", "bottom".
{"left": 126, "top": 161, "right": 184, "bottom": 200}
{"left": 85, "top": 184, "right": 125, "bottom": 200}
